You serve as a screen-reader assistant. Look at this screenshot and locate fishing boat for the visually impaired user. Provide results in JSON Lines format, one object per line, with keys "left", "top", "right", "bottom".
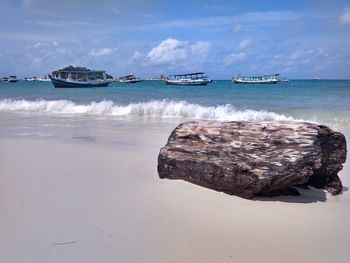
{"left": 149, "top": 75, "right": 169, "bottom": 81}
{"left": 8, "top": 76, "right": 18, "bottom": 82}
{"left": 165, "top": 72, "right": 211, "bottom": 86}
{"left": 117, "top": 74, "right": 142, "bottom": 83}
{"left": 24, "top": 77, "right": 37, "bottom": 81}
{"left": 37, "top": 75, "right": 51, "bottom": 82}
{"left": 49, "top": 69, "right": 113, "bottom": 88}
{"left": 233, "top": 74, "right": 279, "bottom": 84}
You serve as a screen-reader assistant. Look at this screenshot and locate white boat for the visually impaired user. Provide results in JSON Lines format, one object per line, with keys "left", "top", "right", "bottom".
{"left": 37, "top": 75, "right": 51, "bottom": 82}
{"left": 233, "top": 74, "right": 279, "bottom": 84}
{"left": 117, "top": 74, "right": 142, "bottom": 83}
{"left": 149, "top": 75, "right": 169, "bottom": 81}
{"left": 8, "top": 76, "right": 18, "bottom": 82}
{"left": 165, "top": 72, "right": 211, "bottom": 86}
{"left": 24, "top": 77, "right": 37, "bottom": 81}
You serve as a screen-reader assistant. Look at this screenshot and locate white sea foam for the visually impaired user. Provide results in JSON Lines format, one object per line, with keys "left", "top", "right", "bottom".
{"left": 0, "top": 99, "right": 299, "bottom": 121}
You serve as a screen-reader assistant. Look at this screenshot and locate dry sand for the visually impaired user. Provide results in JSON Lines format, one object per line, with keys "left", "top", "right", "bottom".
{"left": 0, "top": 136, "right": 349, "bottom": 263}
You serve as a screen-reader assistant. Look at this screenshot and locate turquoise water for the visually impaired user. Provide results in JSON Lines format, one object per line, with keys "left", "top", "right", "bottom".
{"left": 1, "top": 80, "right": 350, "bottom": 111}
{"left": 0, "top": 79, "right": 349, "bottom": 140}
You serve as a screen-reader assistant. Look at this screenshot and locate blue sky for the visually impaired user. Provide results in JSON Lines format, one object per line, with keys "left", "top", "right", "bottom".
{"left": 0, "top": 0, "right": 350, "bottom": 79}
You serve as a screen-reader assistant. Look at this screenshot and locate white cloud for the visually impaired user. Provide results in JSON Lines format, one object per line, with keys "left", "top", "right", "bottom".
{"left": 34, "top": 42, "right": 43, "bottom": 49}
{"left": 32, "top": 40, "right": 61, "bottom": 50}
{"left": 238, "top": 38, "right": 252, "bottom": 50}
{"left": 147, "top": 38, "right": 189, "bottom": 65}
{"left": 224, "top": 52, "right": 247, "bottom": 65}
{"left": 339, "top": 8, "right": 350, "bottom": 24}
{"left": 89, "top": 48, "right": 114, "bottom": 58}
{"left": 147, "top": 38, "right": 211, "bottom": 65}
{"left": 127, "top": 51, "right": 143, "bottom": 64}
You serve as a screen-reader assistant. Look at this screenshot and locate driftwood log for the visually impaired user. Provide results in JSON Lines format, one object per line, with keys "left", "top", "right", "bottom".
{"left": 157, "top": 121, "right": 347, "bottom": 198}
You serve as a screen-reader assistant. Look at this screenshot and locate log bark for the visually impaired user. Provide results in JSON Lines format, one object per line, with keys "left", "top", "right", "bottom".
{"left": 157, "top": 121, "right": 347, "bottom": 198}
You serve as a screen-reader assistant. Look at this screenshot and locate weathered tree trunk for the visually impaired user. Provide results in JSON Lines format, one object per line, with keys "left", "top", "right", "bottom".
{"left": 157, "top": 121, "right": 347, "bottom": 198}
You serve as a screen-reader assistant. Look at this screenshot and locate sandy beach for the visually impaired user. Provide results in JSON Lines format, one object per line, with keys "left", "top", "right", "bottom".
{"left": 1, "top": 130, "right": 349, "bottom": 263}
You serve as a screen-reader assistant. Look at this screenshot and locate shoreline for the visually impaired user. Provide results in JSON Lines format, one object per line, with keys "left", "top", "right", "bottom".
{"left": 1, "top": 136, "right": 349, "bottom": 262}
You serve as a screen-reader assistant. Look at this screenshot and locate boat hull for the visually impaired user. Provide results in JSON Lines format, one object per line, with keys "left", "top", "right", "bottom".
{"left": 50, "top": 77, "right": 113, "bottom": 88}
{"left": 118, "top": 80, "right": 142, "bottom": 83}
{"left": 233, "top": 79, "right": 278, "bottom": 84}
{"left": 165, "top": 80, "right": 211, "bottom": 86}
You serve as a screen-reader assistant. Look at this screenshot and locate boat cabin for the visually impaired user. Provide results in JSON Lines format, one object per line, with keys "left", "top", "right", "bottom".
{"left": 52, "top": 70, "right": 107, "bottom": 81}
{"left": 169, "top": 72, "right": 209, "bottom": 80}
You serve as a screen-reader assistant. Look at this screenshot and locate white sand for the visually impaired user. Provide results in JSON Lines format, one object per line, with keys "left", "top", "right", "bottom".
{"left": 0, "top": 137, "right": 349, "bottom": 263}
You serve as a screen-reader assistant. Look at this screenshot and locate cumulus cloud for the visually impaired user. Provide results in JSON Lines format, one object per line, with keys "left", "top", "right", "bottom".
{"left": 33, "top": 40, "right": 58, "bottom": 49}
{"left": 223, "top": 52, "right": 247, "bottom": 65}
{"left": 127, "top": 51, "right": 143, "bottom": 64}
{"left": 147, "top": 38, "right": 211, "bottom": 65}
{"left": 89, "top": 47, "right": 114, "bottom": 58}
{"left": 339, "top": 8, "right": 350, "bottom": 24}
{"left": 238, "top": 38, "right": 252, "bottom": 50}
{"left": 147, "top": 38, "right": 188, "bottom": 64}
{"left": 33, "top": 42, "right": 43, "bottom": 49}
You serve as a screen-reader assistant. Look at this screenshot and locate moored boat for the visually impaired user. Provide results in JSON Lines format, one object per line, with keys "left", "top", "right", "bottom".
{"left": 165, "top": 72, "right": 211, "bottom": 86}
{"left": 233, "top": 74, "right": 279, "bottom": 84}
{"left": 8, "top": 76, "right": 18, "bottom": 83}
{"left": 117, "top": 74, "right": 142, "bottom": 83}
{"left": 37, "top": 75, "right": 51, "bottom": 82}
{"left": 50, "top": 68, "right": 113, "bottom": 88}
{"left": 24, "top": 77, "right": 37, "bottom": 81}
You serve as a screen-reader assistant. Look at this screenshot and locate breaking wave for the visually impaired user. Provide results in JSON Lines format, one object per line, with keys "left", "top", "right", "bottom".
{"left": 0, "top": 99, "right": 299, "bottom": 121}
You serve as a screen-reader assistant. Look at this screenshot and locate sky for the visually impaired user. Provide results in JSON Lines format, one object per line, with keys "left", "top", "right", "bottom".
{"left": 0, "top": 0, "right": 350, "bottom": 79}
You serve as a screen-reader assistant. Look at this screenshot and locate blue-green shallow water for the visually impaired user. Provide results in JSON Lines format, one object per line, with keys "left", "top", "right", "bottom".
{"left": 0, "top": 79, "right": 350, "bottom": 141}
{"left": 1, "top": 80, "right": 350, "bottom": 111}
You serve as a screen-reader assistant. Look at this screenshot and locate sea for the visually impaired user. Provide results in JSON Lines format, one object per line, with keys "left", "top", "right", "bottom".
{"left": 0, "top": 80, "right": 350, "bottom": 144}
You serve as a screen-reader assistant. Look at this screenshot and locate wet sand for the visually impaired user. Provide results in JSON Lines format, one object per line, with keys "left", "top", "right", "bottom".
{"left": 0, "top": 135, "right": 349, "bottom": 263}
